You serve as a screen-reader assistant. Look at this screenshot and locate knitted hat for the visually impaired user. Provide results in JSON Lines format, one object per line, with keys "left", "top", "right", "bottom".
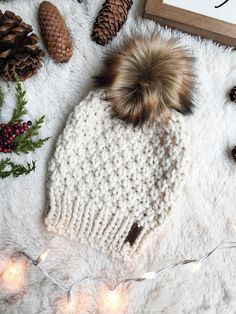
{"left": 45, "top": 90, "right": 189, "bottom": 260}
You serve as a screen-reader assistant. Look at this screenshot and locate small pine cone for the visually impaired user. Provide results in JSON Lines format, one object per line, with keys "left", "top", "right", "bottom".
{"left": 38, "top": 1, "right": 73, "bottom": 63}
{"left": 229, "top": 86, "right": 236, "bottom": 103}
{"left": 0, "top": 10, "right": 45, "bottom": 81}
{"left": 91, "top": 0, "right": 133, "bottom": 46}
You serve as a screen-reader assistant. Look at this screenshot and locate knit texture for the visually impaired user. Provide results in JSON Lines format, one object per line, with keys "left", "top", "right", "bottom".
{"left": 45, "top": 90, "right": 189, "bottom": 260}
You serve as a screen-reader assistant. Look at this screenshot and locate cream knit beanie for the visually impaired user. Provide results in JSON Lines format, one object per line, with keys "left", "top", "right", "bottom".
{"left": 45, "top": 90, "right": 189, "bottom": 260}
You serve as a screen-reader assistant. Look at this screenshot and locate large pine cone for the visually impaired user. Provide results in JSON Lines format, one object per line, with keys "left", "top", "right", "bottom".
{"left": 91, "top": 0, "right": 133, "bottom": 46}
{"left": 0, "top": 10, "right": 45, "bottom": 82}
{"left": 38, "top": 1, "right": 73, "bottom": 63}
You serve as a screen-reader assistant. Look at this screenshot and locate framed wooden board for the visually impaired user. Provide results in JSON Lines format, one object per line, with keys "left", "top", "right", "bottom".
{"left": 144, "top": 0, "right": 236, "bottom": 47}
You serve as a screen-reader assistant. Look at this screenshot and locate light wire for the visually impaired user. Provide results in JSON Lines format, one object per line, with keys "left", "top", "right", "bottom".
{"left": 0, "top": 240, "right": 234, "bottom": 307}
{"left": 18, "top": 240, "right": 236, "bottom": 292}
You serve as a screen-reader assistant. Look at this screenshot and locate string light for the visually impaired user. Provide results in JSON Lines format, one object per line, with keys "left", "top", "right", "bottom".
{"left": 141, "top": 272, "right": 157, "bottom": 280}
{"left": 0, "top": 240, "right": 235, "bottom": 311}
{"left": 35, "top": 249, "right": 50, "bottom": 265}
{"left": 57, "top": 296, "right": 77, "bottom": 314}
{"left": 1, "top": 258, "right": 28, "bottom": 293}
{"left": 102, "top": 289, "right": 122, "bottom": 311}
{"left": 61, "top": 299, "right": 75, "bottom": 314}
{"left": 192, "top": 260, "right": 202, "bottom": 273}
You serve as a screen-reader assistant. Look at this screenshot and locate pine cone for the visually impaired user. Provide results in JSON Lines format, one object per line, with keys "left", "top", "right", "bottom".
{"left": 229, "top": 86, "right": 236, "bottom": 103}
{"left": 0, "top": 10, "right": 45, "bottom": 82}
{"left": 91, "top": 0, "right": 133, "bottom": 46}
{"left": 38, "top": 1, "right": 73, "bottom": 63}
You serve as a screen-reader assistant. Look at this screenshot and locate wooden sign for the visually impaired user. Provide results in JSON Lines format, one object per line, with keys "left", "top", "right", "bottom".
{"left": 144, "top": 0, "right": 236, "bottom": 47}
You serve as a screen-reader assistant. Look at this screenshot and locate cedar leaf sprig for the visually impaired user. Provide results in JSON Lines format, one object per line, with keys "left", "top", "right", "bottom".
{"left": 13, "top": 116, "right": 50, "bottom": 154}
{"left": 0, "top": 77, "right": 49, "bottom": 179}
{"left": 0, "top": 158, "right": 36, "bottom": 179}
{"left": 14, "top": 137, "right": 50, "bottom": 155}
{"left": 1, "top": 78, "right": 50, "bottom": 155}
{"left": 0, "top": 86, "right": 4, "bottom": 114}
{"left": 10, "top": 77, "right": 27, "bottom": 123}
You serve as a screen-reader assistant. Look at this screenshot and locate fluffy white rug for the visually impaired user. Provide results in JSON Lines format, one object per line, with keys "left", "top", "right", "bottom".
{"left": 0, "top": 0, "right": 236, "bottom": 313}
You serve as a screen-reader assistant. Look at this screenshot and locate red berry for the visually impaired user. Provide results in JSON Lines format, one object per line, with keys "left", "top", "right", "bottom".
{"left": 15, "top": 129, "right": 20, "bottom": 135}
{"left": 19, "top": 128, "right": 24, "bottom": 134}
{"left": 3, "top": 148, "right": 8, "bottom": 153}
{"left": 0, "top": 147, "right": 3, "bottom": 152}
{"left": 8, "top": 136, "right": 13, "bottom": 142}
{"left": 7, "top": 149, "right": 11, "bottom": 153}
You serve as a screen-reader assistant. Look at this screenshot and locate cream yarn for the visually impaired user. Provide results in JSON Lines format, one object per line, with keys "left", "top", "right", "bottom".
{"left": 45, "top": 90, "right": 189, "bottom": 260}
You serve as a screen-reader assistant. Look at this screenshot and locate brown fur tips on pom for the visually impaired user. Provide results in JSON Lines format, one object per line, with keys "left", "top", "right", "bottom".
{"left": 94, "top": 34, "right": 195, "bottom": 126}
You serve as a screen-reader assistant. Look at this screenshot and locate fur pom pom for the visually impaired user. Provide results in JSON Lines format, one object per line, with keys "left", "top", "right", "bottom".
{"left": 94, "top": 34, "right": 195, "bottom": 126}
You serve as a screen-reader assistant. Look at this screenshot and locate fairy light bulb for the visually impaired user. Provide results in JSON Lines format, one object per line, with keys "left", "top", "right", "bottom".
{"left": 64, "top": 300, "right": 74, "bottom": 314}
{"left": 36, "top": 249, "right": 50, "bottom": 265}
{"left": 58, "top": 296, "right": 76, "bottom": 314}
{"left": 141, "top": 272, "right": 156, "bottom": 280}
{"left": 2, "top": 259, "right": 27, "bottom": 292}
{"left": 192, "top": 260, "right": 202, "bottom": 273}
{"left": 103, "top": 289, "right": 122, "bottom": 311}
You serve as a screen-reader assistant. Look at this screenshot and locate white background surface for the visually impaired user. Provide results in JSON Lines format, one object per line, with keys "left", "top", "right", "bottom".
{"left": 0, "top": 0, "right": 236, "bottom": 313}
{"left": 164, "top": 0, "right": 236, "bottom": 24}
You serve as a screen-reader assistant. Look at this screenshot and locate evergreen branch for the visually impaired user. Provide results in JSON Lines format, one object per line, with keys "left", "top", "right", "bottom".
{"left": 21, "top": 116, "right": 46, "bottom": 140}
{"left": 0, "top": 86, "right": 4, "bottom": 119}
{"left": 10, "top": 78, "right": 27, "bottom": 123}
{"left": 13, "top": 116, "right": 49, "bottom": 154}
{"left": 0, "top": 76, "right": 49, "bottom": 159}
{"left": 0, "top": 158, "right": 36, "bottom": 179}
{"left": 0, "top": 86, "right": 4, "bottom": 109}
{"left": 14, "top": 137, "right": 50, "bottom": 155}
{"left": 26, "top": 116, "right": 45, "bottom": 138}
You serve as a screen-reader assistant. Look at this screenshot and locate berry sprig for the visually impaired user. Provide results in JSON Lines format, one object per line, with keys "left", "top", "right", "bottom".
{"left": 13, "top": 115, "right": 49, "bottom": 155}
{"left": 0, "top": 79, "right": 49, "bottom": 155}
{"left": 0, "top": 77, "right": 49, "bottom": 179}
{"left": 0, "top": 121, "right": 32, "bottom": 153}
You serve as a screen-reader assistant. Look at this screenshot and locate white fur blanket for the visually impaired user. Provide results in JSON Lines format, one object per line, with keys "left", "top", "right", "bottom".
{"left": 0, "top": 0, "right": 236, "bottom": 313}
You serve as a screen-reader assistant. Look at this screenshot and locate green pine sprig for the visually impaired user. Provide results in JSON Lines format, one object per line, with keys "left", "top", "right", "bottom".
{"left": 19, "top": 115, "right": 46, "bottom": 139}
{"left": 0, "top": 86, "right": 4, "bottom": 106}
{"left": 14, "top": 137, "right": 50, "bottom": 155}
{"left": 0, "top": 86, "right": 4, "bottom": 114}
{"left": 0, "top": 158, "right": 36, "bottom": 179}
{"left": 10, "top": 77, "right": 27, "bottom": 123}
{"left": 13, "top": 115, "right": 50, "bottom": 154}
{"left": 0, "top": 76, "right": 50, "bottom": 155}
{"left": 0, "top": 76, "right": 49, "bottom": 178}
